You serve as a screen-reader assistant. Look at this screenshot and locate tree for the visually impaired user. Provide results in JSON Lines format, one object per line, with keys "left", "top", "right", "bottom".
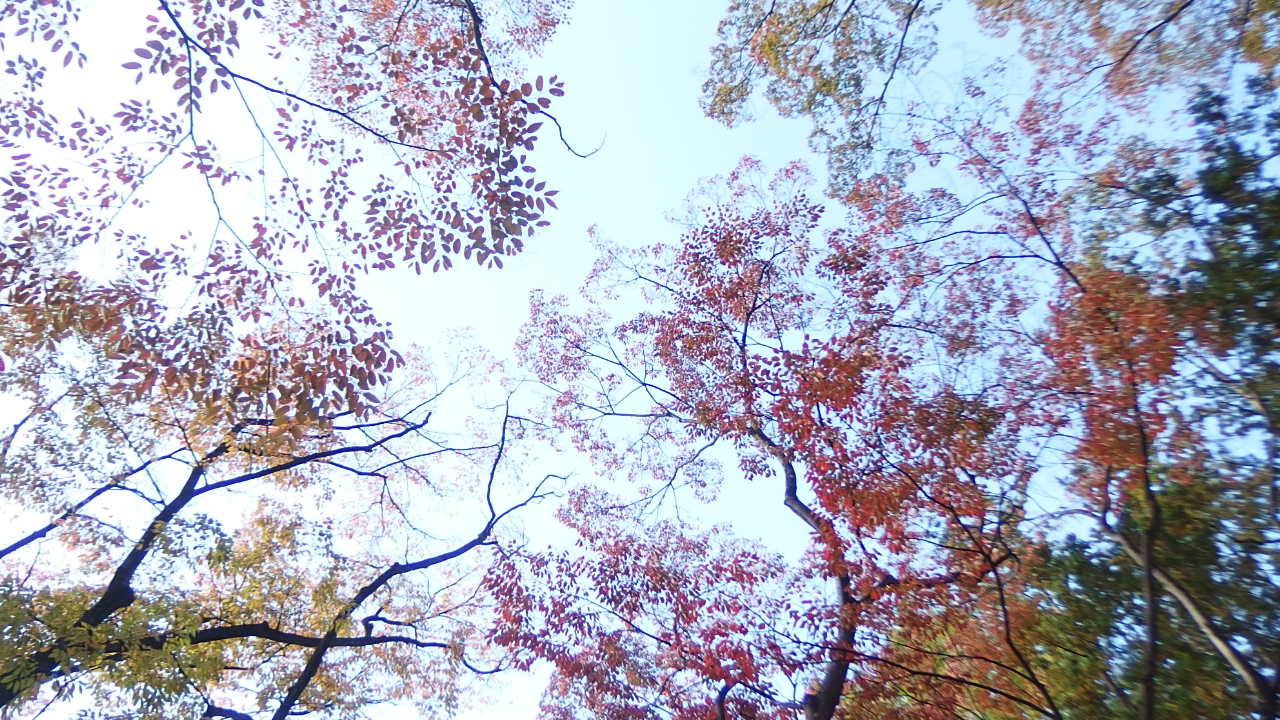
{"left": 703, "top": 0, "right": 1269, "bottom": 198}
{"left": 970, "top": 0, "right": 1279, "bottom": 104}
{"left": 1050, "top": 81, "right": 1280, "bottom": 719}
{"left": 703, "top": 0, "right": 938, "bottom": 196}
{"left": 678, "top": 3, "right": 1280, "bottom": 717}
{"left": 0, "top": 0, "right": 570, "bottom": 716}
{"left": 511, "top": 33, "right": 1280, "bottom": 720}
{"left": 512, "top": 158, "right": 1066, "bottom": 720}
{"left": 2, "top": 0, "right": 569, "bottom": 423}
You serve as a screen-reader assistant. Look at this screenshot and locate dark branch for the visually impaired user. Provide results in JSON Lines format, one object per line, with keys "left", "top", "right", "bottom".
{"left": 458, "top": 0, "right": 599, "bottom": 158}
{"left": 157, "top": 0, "right": 451, "bottom": 155}
{"left": 204, "top": 704, "right": 254, "bottom": 720}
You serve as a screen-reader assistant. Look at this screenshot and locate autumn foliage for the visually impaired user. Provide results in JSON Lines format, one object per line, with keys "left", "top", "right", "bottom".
{"left": 1, "top": 0, "right": 567, "bottom": 717}
{"left": 2, "top": 0, "right": 566, "bottom": 425}
{"left": 507, "top": 3, "right": 1280, "bottom": 719}
{"left": 2, "top": 0, "right": 1279, "bottom": 719}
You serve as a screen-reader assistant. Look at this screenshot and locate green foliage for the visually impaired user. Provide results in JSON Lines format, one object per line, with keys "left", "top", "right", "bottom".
{"left": 1135, "top": 79, "right": 1280, "bottom": 372}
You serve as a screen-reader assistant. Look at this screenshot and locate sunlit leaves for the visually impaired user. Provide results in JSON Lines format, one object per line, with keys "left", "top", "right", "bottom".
{"left": 0, "top": 0, "right": 569, "bottom": 716}
{"left": 703, "top": 0, "right": 939, "bottom": 191}
{"left": 515, "top": 157, "right": 1063, "bottom": 718}
{"left": 1, "top": 0, "right": 567, "bottom": 427}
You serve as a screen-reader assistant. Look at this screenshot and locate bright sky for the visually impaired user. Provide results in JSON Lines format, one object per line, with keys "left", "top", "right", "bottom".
{"left": 4, "top": 1, "right": 1021, "bottom": 717}
{"left": 399, "top": 4, "right": 824, "bottom": 716}
{"left": 363, "top": 1, "right": 822, "bottom": 353}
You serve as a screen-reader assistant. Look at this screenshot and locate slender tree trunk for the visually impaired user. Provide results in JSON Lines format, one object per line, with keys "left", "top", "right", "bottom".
{"left": 1140, "top": 529, "right": 1159, "bottom": 720}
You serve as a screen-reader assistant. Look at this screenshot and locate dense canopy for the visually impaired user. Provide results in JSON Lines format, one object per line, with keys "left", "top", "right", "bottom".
{"left": 1, "top": 1, "right": 1277, "bottom": 719}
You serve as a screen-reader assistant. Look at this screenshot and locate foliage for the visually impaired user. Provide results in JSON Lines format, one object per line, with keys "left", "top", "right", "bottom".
{"left": 514, "top": 154, "right": 1065, "bottom": 720}
{"left": 1, "top": 0, "right": 567, "bottom": 423}
{"left": 0, "top": 0, "right": 568, "bottom": 717}
{"left": 513, "top": 3, "right": 1280, "bottom": 719}
{"left": 970, "top": 0, "right": 1280, "bottom": 103}
{"left": 703, "top": 0, "right": 939, "bottom": 192}
{"left": 5, "top": 0, "right": 1280, "bottom": 719}
{"left": 703, "top": 0, "right": 1273, "bottom": 196}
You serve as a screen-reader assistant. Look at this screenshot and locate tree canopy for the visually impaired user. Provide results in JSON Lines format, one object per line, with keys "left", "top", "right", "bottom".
{"left": 2, "top": 0, "right": 1278, "bottom": 719}
{"left": 1, "top": 0, "right": 566, "bottom": 717}
{"left": 514, "top": 2, "right": 1280, "bottom": 719}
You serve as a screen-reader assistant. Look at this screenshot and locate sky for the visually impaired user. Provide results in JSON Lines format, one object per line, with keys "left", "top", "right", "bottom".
{"left": 391, "top": 4, "right": 824, "bottom": 717}
{"left": 1, "top": 1, "right": 1021, "bottom": 717}
{"left": 363, "top": 1, "right": 822, "bottom": 353}
{"left": 1, "top": 2, "right": 824, "bottom": 718}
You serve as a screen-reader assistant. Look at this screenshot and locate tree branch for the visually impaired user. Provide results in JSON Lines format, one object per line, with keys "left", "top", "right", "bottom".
{"left": 1100, "top": 521, "right": 1266, "bottom": 700}
{"left": 157, "top": 0, "right": 450, "bottom": 155}
{"left": 458, "top": 0, "right": 598, "bottom": 158}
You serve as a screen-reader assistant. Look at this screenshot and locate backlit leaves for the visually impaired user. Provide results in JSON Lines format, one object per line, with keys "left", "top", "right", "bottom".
{"left": 0, "top": 0, "right": 568, "bottom": 716}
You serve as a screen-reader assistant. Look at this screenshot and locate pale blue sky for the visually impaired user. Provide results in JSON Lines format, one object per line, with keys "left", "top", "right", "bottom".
{"left": 392, "top": 4, "right": 826, "bottom": 716}
{"left": 2, "top": 2, "right": 1021, "bottom": 717}
{"left": 364, "top": 0, "right": 822, "bottom": 354}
